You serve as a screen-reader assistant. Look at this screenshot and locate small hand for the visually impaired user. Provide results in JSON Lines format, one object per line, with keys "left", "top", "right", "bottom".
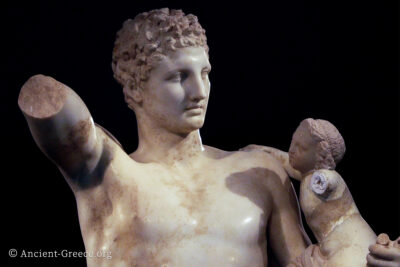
{"left": 240, "top": 144, "right": 302, "bottom": 180}
{"left": 367, "top": 233, "right": 400, "bottom": 267}
{"left": 239, "top": 144, "right": 277, "bottom": 154}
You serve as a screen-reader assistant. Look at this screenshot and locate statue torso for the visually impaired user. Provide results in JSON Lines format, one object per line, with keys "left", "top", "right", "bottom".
{"left": 74, "top": 136, "right": 282, "bottom": 267}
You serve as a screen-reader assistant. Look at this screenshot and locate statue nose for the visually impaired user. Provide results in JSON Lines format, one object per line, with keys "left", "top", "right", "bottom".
{"left": 188, "top": 75, "right": 207, "bottom": 101}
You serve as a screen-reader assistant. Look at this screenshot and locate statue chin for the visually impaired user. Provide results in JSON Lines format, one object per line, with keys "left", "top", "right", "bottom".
{"left": 177, "top": 117, "right": 206, "bottom": 135}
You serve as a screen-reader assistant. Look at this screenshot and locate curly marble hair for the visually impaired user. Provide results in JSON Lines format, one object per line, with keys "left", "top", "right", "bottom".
{"left": 300, "top": 118, "right": 346, "bottom": 170}
{"left": 111, "top": 8, "right": 208, "bottom": 110}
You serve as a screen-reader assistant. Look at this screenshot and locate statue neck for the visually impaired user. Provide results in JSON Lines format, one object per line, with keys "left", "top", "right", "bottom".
{"left": 131, "top": 117, "right": 204, "bottom": 166}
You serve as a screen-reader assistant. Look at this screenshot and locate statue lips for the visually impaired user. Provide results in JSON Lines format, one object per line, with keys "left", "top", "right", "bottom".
{"left": 185, "top": 104, "right": 204, "bottom": 115}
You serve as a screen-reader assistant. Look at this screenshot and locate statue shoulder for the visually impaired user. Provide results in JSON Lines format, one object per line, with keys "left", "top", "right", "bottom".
{"left": 304, "top": 169, "right": 346, "bottom": 200}
{"left": 228, "top": 147, "right": 289, "bottom": 186}
{"left": 95, "top": 123, "right": 129, "bottom": 160}
{"left": 95, "top": 123, "right": 124, "bottom": 151}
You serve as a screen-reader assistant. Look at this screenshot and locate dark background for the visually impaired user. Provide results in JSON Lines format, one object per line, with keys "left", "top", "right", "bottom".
{"left": 3, "top": 1, "right": 399, "bottom": 266}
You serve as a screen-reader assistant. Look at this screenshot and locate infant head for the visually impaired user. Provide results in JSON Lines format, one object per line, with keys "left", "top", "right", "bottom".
{"left": 289, "top": 118, "right": 346, "bottom": 174}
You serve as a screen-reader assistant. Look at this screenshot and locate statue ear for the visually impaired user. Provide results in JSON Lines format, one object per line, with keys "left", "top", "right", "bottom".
{"left": 130, "top": 87, "right": 143, "bottom": 103}
{"left": 123, "top": 79, "right": 143, "bottom": 106}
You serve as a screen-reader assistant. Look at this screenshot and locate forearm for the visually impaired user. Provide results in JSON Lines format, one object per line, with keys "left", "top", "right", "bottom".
{"left": 18, "top": 74, "right": 101, "bottom": 178}
{"left": 269, "top": 210, "right": 308, "bottom": 266}
{"left": 287, "top": 244, "right": 327, "bottom": 267}
{"left": 266, "top": 170, "right": 308, "bottom": 265}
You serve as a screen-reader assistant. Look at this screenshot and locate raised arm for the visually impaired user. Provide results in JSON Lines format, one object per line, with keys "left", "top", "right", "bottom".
{"left": 18, "top": 74, "right": 104, "bottom": 189}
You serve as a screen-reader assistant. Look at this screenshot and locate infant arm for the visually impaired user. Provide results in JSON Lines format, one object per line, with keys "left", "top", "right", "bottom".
{"left": 240, "top": 144, "right": 302, "bottom": 180}
{"left": 18, "top": 74, "right": 104, "bottom": 186}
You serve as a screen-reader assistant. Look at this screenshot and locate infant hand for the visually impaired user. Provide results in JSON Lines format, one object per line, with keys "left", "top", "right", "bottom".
{"left": 367, "top": 233, "right": 400, "bottom": 267}
{"left": 239, "top": 144, "right": 276, "bottom": 153}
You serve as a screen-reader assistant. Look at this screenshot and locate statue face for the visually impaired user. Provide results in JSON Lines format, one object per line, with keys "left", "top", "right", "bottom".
{"left": 140, "top": 46, "right": 211, "bottom": 135}
{"left": 289, "top": 124, "right": 319, "bottom": 174}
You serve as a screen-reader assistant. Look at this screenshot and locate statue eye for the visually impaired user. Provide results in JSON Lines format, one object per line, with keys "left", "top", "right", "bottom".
{"left": 201, "top": 68, "right": 211, "bottom": 80}
{"left": 201, "top": 70, "right": 209, "bottom": 80}
{"left": 167, "top": 72, "right": 187, "bottom": 82}
{"left": 296, "top": 143, "right": 308, "bottom": 152}
{"left": 295, "top": 144, "right": 303, "bottom": 152}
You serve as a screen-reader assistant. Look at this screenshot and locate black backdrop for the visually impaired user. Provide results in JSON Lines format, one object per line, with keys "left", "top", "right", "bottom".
{"left": 3, "top": 1, "right": 399, "bottom": 266}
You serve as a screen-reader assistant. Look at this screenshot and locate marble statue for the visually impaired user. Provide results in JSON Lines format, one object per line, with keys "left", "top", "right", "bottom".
{"left": 18, "top": 8, "right": 399, "bottom": 267}
{"left": 244, "top": 119, "right": 400, "bottom": 267}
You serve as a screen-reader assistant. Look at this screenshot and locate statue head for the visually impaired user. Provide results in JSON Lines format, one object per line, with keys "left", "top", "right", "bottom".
{"left": 112, "top": 8, "right": 209, "bottom": 112}
{"left": 289, "top": 118, "right": 346, "bottom": 173}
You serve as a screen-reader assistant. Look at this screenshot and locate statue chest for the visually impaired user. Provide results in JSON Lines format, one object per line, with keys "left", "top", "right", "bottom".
{"left": 105, "top": 166, "right": 270, "bottom": 248}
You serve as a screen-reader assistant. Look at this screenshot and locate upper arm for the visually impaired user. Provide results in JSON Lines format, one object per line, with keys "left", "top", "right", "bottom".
{"left": 264, "top": 161, "right": 308, "bottom": 266}
{"left": 18, "top": 74, "right": 104, "bottom": 185}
